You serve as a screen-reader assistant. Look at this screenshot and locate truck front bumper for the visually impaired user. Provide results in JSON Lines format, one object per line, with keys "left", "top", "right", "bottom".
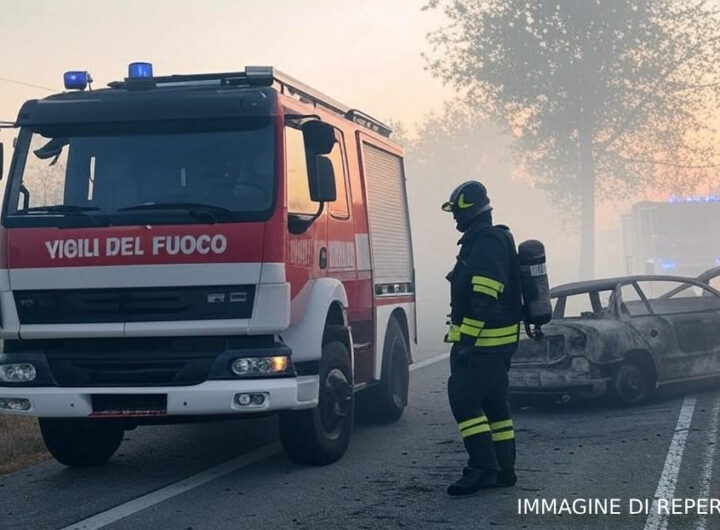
{"left": 0, "top": 376, "right": 319, "bottom": 417}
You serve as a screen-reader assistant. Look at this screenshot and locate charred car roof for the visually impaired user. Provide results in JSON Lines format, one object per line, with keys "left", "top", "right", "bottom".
{"left": 550, "top": 274, "right": 715, "bottom": 298}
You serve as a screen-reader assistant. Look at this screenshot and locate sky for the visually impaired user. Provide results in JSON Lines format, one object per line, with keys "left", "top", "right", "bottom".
{"left": 0, "top": 0, "right": 451, "bottom": 135}
{"left": 1, "top": 0, "right": 714, "bottom": 291}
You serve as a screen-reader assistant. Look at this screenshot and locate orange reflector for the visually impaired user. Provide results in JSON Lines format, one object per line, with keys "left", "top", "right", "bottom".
{"left": 272, "top": 356, "right": 289, "bottom": 372}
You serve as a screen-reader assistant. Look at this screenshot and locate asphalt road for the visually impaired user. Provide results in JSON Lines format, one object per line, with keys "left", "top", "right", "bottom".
{"left": 2, "top": 350, "right": 720, "bottom": 530}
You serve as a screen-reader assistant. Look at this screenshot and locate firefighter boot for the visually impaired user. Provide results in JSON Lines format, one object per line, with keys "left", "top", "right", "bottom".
{"left": 447, "top": 467, "right": 498, "bottom": 496}
{"left": 447, "top": 433, "right": 499, "bottom": 496}
{"left": 494, "top": 437, "right": 516, "bottom": 487}
{"left": 497, "top": 469, "right": 517, "bottom": 487}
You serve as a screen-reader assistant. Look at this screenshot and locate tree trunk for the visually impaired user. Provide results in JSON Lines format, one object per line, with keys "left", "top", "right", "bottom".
{"left": 579, "top": 128, "right": 595, "bottom": 280}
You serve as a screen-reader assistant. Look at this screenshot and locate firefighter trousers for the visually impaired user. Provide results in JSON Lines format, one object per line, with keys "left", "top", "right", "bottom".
{"left": 447, "top": 345, "right": 516, "bottom": 472}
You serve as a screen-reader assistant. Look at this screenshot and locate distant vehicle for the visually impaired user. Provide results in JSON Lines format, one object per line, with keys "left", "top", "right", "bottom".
{"left": 509, "top": 275, "right": 720, "bottom": 405}
{"left": 621, "top": 197, "right": 720, "bottom": 277}
{"left": 0, "top": 64, "right": 416, "bottom": 467}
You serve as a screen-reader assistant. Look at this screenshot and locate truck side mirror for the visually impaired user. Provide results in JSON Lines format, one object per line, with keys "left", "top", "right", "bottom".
{"left": 309, "top": 155, "right": 337, "bottom": 203}
{"left": 0, "top": 142, "right": 3, "bottom": 180}
{"left": 302, "top": 121, "right": 335, "bottom": 154}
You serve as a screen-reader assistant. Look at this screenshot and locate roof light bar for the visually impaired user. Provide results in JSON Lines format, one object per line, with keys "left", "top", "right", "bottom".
{"left": 668, "top": 195, "right": 720, "bottom": 203}
{"left": 128, "top": 62, "right": 153, "bottom": 79}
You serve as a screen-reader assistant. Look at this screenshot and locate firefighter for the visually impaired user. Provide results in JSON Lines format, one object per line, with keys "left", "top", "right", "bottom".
{"left": 441, "top": 180, "right": 522, "bottom": 496}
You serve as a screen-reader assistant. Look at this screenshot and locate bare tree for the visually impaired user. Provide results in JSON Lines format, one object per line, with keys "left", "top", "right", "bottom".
{"left": 424, "top": 0, "right": 720, "bottom": 278}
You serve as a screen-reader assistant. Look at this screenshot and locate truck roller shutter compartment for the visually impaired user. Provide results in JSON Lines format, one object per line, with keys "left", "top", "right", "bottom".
{"left": 362, "top": 143, "right": 414, "bottom": 286}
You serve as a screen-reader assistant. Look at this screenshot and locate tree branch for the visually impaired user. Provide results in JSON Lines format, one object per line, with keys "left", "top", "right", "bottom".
{"left": 597, "top": 33, "right": 720, "bottom": 154}
{"left": 611, "top": 155, "right": 720, "bottom": 169}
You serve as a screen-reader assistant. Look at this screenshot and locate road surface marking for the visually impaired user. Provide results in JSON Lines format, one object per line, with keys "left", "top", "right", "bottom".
{"left": 696, "top": 394, "right": 720, "bottom": 530}
{"left": 410, "top": 352, "right": 449, "bottom": 372}
{"left": 644, "top": 395, "right": 696, "bottom": 530}
{"left": 61, "top": 443, "right": 281, "bottom": 530}
{"left": 61, "top": 351, "right": 450, "bottom": 530}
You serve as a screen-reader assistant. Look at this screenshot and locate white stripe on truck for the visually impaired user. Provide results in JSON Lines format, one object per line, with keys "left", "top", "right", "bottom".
{"left": 5, "top": 262, "right": 285, "bottom": 290}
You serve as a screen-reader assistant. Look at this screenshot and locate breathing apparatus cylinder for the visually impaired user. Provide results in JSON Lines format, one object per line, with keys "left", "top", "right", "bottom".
{"left": 518, "top": 240, "right": 552, "bottom": 339}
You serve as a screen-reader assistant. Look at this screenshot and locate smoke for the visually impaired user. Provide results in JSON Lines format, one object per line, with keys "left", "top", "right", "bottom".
{"left": 401, "top": 111, "right": 595, "bottom": 354}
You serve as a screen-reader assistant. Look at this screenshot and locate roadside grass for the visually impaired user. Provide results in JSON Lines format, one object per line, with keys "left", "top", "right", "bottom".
{"left": 0, "top": 415, "right": 49, "bottom": 475}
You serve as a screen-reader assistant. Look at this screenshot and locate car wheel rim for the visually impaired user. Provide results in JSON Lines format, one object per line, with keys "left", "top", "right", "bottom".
{"left": 621, "top": 368, "right": 644, "bottom": 402}
{"left": 319, "top": 368, "right": 352, "bottom": 439}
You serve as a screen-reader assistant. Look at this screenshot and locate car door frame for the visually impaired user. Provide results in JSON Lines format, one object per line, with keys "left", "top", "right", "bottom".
{"left": 619, "top": 278, "right": 720, "bottom": 384}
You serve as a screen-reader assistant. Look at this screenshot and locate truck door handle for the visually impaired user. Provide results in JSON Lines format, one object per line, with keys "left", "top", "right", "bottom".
{"left": 319, "top": 247, "right": 327, "bottom": 269}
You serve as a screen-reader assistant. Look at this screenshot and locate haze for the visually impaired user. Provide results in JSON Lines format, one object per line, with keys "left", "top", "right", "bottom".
{"left": 2, "top": 0, "right": 718, "bottom": 354}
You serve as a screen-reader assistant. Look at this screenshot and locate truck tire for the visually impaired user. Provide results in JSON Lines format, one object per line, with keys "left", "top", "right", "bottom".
{"left": 612, "top": 361, "right": 652, "bottom": 406}
{"left": 359, "top": 315, "right": 410, "bottom": 424}
{"left": 39, "top": 418, "right": 124, "bottom": 467}
{"left": 279, "top": 340, "right": 353, "bottom": 465}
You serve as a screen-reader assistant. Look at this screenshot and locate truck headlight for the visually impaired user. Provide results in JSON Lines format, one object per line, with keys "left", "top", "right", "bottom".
{"left": 231, "top": 356, "right": 290, "bottom": 377}
{"left": 570, "top": 357, "right": 590, "bottom": 373}
{"left": 0, "top": 363, "right": 37, "bottom": 383}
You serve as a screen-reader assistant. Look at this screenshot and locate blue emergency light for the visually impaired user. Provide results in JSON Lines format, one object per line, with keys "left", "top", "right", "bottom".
{"left": 660, "top": 260, "right": 677, "bottom": 271}
{"left": 63, "top": 71, "right": 91, "bottom": 90}
{"left": 668, "top": 195, "right": 720, "bottom": 203}
{"left": 128, "top": 62, "right": 153, "bottom": 79}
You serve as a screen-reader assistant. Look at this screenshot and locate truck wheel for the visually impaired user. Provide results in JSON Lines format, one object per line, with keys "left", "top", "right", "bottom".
{"left": 39, "top": 418, "right": 124, "bottom": 467}
{"left": 612, "top": 362, "right": 652, "bottom": 406}
{"left": 279, "top": 341, "right": 353, "bottom": 465}
{"left": 358, "top": 316, "right": 410, "bottom": 424}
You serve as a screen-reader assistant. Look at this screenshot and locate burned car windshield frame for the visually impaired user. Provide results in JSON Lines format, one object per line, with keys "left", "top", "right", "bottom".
{"left": 550, "top": 276, "right": 720, "bottom": 319}
{"left": 2, "top": 118, "right": 277, "bottom": 229}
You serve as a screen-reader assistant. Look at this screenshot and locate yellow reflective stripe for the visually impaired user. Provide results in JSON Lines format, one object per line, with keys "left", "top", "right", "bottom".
{"left": 446, "top": 325, "right": 461, "bottom": 343}
{"left": 459, "top": 324, "right": 482, "bottom": 337}
{"left": 473, "top": 285, "right": 498, "bottom": 298}
{"left": 490, "top": 419, "right": 513, "bottom": 431}
{"left": 462, "top": 317, "right": 485, "bottom": 328}
{"left": 462, "top": 424, "right": 491, "bottom": 438}
{"left": 458, "top": 416, "right": 488, "bottom": 431}
{"left": 492, "top": 430, "right": 515, "bottom": 442}
{"left": 471, "top": 276, "right": 505, "bottom": 293}
{"left": 475, "top": 335, "right": 519, "bottom": 347}
{"left": 479, "top": 324, "right": 519, "bottom": 338}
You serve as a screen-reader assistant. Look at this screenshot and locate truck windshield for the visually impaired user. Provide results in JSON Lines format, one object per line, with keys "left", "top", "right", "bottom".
{"left": 4, "top": 119, "right": 275, "bottom": 227}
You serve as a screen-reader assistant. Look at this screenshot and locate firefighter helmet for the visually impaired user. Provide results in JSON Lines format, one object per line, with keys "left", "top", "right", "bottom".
{"left": 441, "top": 181, "right": 492, "bottom": 230}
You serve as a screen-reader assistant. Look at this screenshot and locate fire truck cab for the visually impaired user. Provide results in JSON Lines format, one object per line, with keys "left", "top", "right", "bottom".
{"left": 0, "top": 64, "right": 416, "bottom": 466}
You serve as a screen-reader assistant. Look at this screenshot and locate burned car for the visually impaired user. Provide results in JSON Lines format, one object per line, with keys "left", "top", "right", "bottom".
{"left": 696, "top": 265, "right": 720, "bottom": 289}
{"left": 509, "top": 275, "right": 720, "bottom": 405}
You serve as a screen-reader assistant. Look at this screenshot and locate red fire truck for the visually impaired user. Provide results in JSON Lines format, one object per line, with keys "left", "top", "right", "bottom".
{"left": 0, "top": 64, "right": 416, "bottom": 466}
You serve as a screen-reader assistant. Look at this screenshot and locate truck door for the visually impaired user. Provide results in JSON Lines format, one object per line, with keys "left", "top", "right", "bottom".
{"left": 285, "top": 124, "right": 327, "bottom": 311}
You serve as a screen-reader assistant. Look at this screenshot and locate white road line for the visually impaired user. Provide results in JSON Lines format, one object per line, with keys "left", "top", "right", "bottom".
{"left": 644, "top": 395, "right": 697, "bottom": 530}
{"left": 410, "top": 351, "right": 449, "bottom": 372}
{"left": 62, "top": 351, "right": 450, "bottom": 530}
{"left": 696, "top": 395, "right": 720, "bottom": 530}
{"left": 61, "top": 443, "right": 281, "bottom": 530}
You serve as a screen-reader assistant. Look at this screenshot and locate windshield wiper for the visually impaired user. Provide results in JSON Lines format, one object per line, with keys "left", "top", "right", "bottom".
{"left": 117, "top": 202, "right": 234, "bottom": 222}
{"left": 18, "top": 205, "right": 101, "bottom": 214}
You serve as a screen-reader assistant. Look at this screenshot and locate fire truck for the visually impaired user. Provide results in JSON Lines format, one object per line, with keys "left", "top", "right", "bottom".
{"left": 621, "top": 197, "right": 720, "bottom": 277}
{"left": 0, "top": 64, "right": 416, "bottom": 466}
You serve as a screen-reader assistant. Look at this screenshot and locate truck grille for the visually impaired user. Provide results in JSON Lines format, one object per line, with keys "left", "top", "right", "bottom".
{"left": 45, "top": 337, "right": 225, "bottom": 386}
{"left": 14, "top": 285, "right": 255, "bottom": 325}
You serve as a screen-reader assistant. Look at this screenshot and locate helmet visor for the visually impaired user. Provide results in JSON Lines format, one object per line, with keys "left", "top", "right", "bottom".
{"left": 441, "top": 201, "right": 454, "bottom": 212}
